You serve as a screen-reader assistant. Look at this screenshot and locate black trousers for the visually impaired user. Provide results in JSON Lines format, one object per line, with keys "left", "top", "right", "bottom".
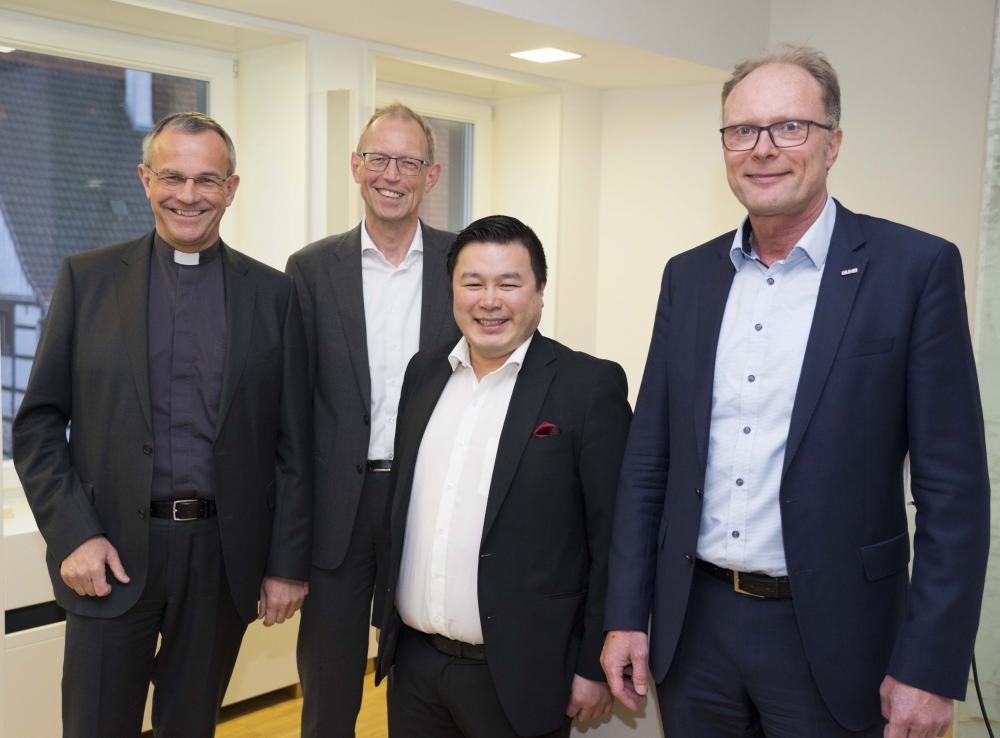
{"left": 388, "top": 626, "right": 572, "bottom": 738}
{"left": 658, "top": 565, "right": 885, "bottom": 738}
{"left": 297, "top": 471, "right": 391, "bottom": 738}
{"left": 62, "top": 517, "right": 246, "bottom": 738}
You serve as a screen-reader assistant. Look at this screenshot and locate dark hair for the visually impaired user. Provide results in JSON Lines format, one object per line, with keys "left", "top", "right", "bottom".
{"left": 142, "top": 112, "right": 237, "bottom": 176}
{"left": 722, "top": 44, "right": 841, "bottom": 128}
{"left": 447, "top": 215, "right": 547, "bottom": 289}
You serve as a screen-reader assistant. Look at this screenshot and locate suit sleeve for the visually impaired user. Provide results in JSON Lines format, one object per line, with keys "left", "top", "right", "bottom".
{"left": 12, "top": 258, "right": 104, "bottom": 563}
{"left": 604, "top": 260, "right": 673, "bottom": 633}
{"left": 887, "top": 242, "right": 990, "bottom": 699}
{"left": 576, "top": 360, "right": 632, "bottom": 680}
{"left": 264, "top": 277, "right": 314, "bottom": 580}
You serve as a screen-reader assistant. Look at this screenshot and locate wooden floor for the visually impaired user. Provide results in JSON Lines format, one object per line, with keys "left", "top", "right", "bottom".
{"left": 215, "top": 666, "right": 387, "bottom": 738}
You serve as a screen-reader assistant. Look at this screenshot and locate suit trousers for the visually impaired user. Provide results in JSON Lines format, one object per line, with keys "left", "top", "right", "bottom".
{"left": 388, "top": 626, "right": 572, "bottom": 738}
{"left": 62, "top": 516, "right": 246, "bottom": 738}
{"left": 297, "top": 471, "right": 391, "bottom": 737}
{"left": 657, "top": 565, "right": 884, "bottom": 738}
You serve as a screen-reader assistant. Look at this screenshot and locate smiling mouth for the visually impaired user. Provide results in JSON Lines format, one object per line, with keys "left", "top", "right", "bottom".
{"left": 170, "top": 208, "right": 208, "bottom": 217}
{"left": 747, "top": 172, "right": 790, "bottom": 181}
{"left": 476, "top": 318, "right": 508, "bottom": 327}
{"left": 376, "top": 188, "right": 404, "bottom": 199}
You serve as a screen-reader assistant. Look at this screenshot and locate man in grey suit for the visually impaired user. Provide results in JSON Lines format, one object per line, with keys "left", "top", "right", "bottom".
{"left": 13, "top": 112, "right": 312, "bottom": 737}
{"left": 286, "top": 102, "right": 460, "bottom": 737}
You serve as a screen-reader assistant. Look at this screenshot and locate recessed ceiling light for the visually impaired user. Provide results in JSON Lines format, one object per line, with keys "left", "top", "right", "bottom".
{"left": 0, "top": 46, "right": 16, "bottom": 54}
{"left": 510, "top": 47, "right": 582, "bottom": 64}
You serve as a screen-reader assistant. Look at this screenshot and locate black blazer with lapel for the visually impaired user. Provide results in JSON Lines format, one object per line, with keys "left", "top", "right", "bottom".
{"left": 378, "top": 333, "right": 632, "bottom": 737}
{"left": 285, "top": 222, "right": 459, "bottom": 570}
{"left": 605, "top": 201, "right": 990, "bottom": 730}
{"left": 13, "top": 232, "right": 313, "bottom": 623}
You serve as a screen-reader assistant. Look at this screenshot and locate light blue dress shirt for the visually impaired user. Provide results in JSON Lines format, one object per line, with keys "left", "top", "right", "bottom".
{"left": 697, "top": 196, "right": 836, "bottom": 576}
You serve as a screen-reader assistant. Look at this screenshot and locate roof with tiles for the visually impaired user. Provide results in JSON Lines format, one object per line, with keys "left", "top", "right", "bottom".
{"left": 0, "top": 51, "right": 204, "bottom": 301}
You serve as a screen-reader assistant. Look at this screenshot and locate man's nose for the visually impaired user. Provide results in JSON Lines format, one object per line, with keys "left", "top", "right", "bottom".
{"left": 752, "top": 127, "right": 778, "bottom": 156}
{"left": 176, "top": 178, "right": 199, "bottom": 202}
{"left": 479, "top": 288, "right": 501, "bottom": 308}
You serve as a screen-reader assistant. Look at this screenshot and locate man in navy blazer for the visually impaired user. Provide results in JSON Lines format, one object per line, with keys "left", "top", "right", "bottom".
{"left": 601, "top": 46, "right": 990, "bottom": 738}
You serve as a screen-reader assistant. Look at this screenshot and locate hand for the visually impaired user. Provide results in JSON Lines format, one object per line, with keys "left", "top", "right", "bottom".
{"left": 880, "top": 675, "right": 953, "bottom": 738}
{"left": 258, "top": 576, "right": 309, "bottom": 626}
{"left": 60, "top": 535, "right": 130, "bottom": 597}
{"left": 601, "top": 630, "right": 649, "bottom": 711}
{"left": 565, "top": 674, "right": 613, "bottom": 723}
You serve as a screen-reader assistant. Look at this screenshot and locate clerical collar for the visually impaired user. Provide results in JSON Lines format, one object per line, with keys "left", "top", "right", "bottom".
{"left": 153, "top": 232, "right": 222, "bottom": 265}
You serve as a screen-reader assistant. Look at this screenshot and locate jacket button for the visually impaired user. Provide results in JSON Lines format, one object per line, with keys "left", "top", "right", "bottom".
{"left": 363, "top": 414, "right": 371, "bottom": 425}
{"left": 137, "top": 507, "right": 146, "bottom": 519}
{"left": 684, "top": 553, "right": 694, "bottom": 563}
{"left": 694, "top": 488, "right": 702, "bottom": 496}
{"left": 356, "top": 463, "right": 364, "bottom": 474}
{"left": 142, "top": 444, "right": 153, "bottom": 455}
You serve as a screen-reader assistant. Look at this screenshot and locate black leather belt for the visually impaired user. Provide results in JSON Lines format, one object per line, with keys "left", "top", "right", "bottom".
{"left": 149, "top": 498, "right": 217, "bottom": 521}
{"left": 419, "top": 629, "right": 486, "bottom": 661}
{"left": 367, "top": 459, "right": 393, "bottom": 473}
{"left": 696, "top": 558, "right": 792, "bottom": 599}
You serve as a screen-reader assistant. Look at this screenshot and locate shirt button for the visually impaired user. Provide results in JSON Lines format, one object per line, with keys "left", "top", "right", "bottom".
{"left": 747, "top": 374, "right": 756, "bottom": 383}
{"left": 743, "top": 426, "right": 751, "bottom": 434}
{"left": 754, "top": 323, "right": 763, "bottom": 331}
{"left": 732, "top": 530, "right": 740, "bottom": 538}
{"left": 142, "top": 444, "right": 153, "bottom": 455}
{"left": 736, "top": 478, "right": 745, "bottom": 486}
{"left": 767, "top": 277, "right": 775, "bottom": 285}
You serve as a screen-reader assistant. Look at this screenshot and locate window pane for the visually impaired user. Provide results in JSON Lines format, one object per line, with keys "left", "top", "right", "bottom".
{"left": 420, "top": 116, "right": 472, "bottom": 233}
{"left": 0, "top": 49, "right": 207, "bottom": 459}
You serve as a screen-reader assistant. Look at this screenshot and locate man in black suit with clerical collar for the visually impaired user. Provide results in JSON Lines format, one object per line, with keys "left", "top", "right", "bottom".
{"left": 376, "top": 215, "right": 632, "bottom": 737}
{"left": 13, "top": 112, "right": 311, "bottom": 738}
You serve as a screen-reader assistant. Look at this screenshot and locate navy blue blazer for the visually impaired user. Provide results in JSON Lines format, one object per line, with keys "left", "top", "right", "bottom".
{"left": 605, "top": 201, "right": 990, "bottom": 730}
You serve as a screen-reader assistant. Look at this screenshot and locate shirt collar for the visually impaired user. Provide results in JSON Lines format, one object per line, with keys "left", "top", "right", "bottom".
{"left": 729, "top": 195, "right": 836, "bottom": 271}
{"left": 360, "top": 219, "right": 424, "bottom": 262}
{"left": 153, "top": 231, "right": 221, "bottom": 265}
{"left": 447, "top": 334, "right": 534, "bottom": 375}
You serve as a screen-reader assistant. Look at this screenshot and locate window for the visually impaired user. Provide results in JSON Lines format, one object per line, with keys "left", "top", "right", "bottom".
{"left": 420, "top": 116, "right": 473, "bottom": 233}
{"left": 0, "top": 49, "right": 208, "bottom": 459}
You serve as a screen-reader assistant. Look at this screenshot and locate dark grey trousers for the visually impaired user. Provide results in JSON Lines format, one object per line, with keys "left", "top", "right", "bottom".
{"left": 297, "top": 471, "right": 391, "bottom": 738}
{"left": 62, "top": 517, "right": 246, "bottom": 738}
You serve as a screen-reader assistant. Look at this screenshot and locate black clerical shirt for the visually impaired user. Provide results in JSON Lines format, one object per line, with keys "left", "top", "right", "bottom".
{"left": 148, "top": 233, "right": 226, "bottom": 501}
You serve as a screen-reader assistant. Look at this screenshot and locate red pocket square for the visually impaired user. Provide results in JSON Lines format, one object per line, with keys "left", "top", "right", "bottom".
{"left": 533, "top": 421, "right": 561, "bottom": 437}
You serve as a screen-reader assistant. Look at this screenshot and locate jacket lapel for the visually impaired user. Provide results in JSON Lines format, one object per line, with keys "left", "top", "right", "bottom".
{"left": 329, "top": 225, "right": 372, "bottom": 410}
{"left": 481, "top": 334, "right": 556, "bottom": 543}
{"left": 782, "top": 202, "right": 868, "bottom": 477}
{"left": 216, "top": 243, "right": 256, "bottom": 436}
{"left": 419, "top": 224, "right": 454, "bottom": 351}
{"left": 693, "top": 237, "right": 737, "bottom": 472}
{"left": 114, "top": 234, "right": 154, "bottom": 431}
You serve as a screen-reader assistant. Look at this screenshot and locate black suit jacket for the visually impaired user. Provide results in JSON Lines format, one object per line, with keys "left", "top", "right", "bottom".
{"left": 377, "top": 333, "right": 632, "bottom": 737}
{"left": 285, "top": 222, "right": 459, "bottom": 570}
{"left": 606, "top": 201, "right": 990, "bottom": 730}
{"left": 13, "top": 232, "right": 313, "bottom": 623}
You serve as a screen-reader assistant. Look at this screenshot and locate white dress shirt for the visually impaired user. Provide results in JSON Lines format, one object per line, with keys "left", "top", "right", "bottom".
{"left": 361, "top": 220, "right": 423, "bottom": 460}
{"left": 396, "top": 335, "right": 533, "bottom": 643}
{"left": 697, "top": 196, "right": 836, "bottom": 576}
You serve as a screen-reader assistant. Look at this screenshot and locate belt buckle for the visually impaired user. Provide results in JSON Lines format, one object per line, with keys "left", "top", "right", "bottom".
{"left": 172, "top": 499, "right": 200, "bottom": 522}
{"left": 733, "top": 571, "right": 764, "bottom": 598}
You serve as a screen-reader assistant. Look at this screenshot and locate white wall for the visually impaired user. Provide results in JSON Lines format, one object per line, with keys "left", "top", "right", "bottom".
{"left": 493, "top": 93, "right": 562, "bottom": 337}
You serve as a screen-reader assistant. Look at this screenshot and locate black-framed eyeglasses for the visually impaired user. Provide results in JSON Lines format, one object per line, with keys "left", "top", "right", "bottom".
{"left": 719, "top": 119, "right": 833, "bottom": 151}
{"left": 144, "top": 165, "right": 232, "bottom": 192}
{"left": 358, "top": 152, "right": 429, "bottom": 176}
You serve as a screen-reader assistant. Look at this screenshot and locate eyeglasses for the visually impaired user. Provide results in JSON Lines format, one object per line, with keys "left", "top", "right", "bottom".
{"left": 358, "top": 152, "right": 429, "bottom": 176}
{"left": 720, "top": 119, "right": 833, "bottom": 151}
{"left": 144, "top": 166, "right": 232, "bottom": 192}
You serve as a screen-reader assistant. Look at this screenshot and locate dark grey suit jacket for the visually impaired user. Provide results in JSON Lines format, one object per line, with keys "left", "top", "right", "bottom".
{"left": 13, "top": 232, "right": 313, "bottom": 623}
{"left": 285, "top": 222, "right": 459, "bottom": 570}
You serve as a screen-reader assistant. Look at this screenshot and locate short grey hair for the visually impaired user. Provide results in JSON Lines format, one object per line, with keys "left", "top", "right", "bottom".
{"left": 722, "top": 44, "right": 842, "bottom": 128}
{"left": 142, "top": 112, "right": 237, "bottom": 176}
{"left": 357, "top": 102, "right": 436, "bottom": 163}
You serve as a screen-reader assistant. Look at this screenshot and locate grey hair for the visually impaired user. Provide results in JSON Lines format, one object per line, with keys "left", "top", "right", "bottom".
{"left": 142, "top": 112, "right": 237, "bottom": 176}
{"left": 357, "top": 102, "right": 436, "bottom": 163}
{"left": 722, "top": 44, "right": 841, "bottom": 128}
